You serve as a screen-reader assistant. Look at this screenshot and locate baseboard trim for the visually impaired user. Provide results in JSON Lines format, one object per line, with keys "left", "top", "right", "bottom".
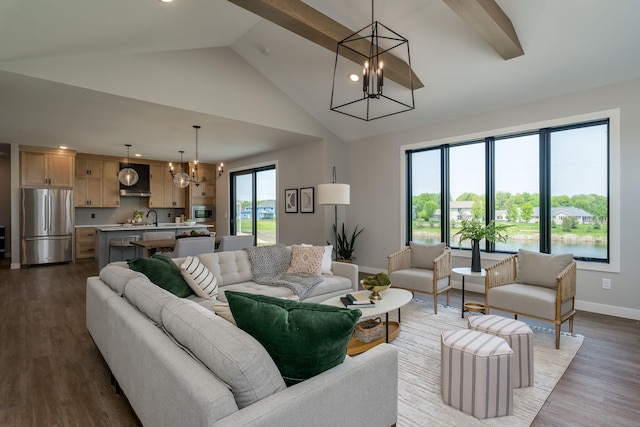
{"left": 359, "top": 265, "right": 640, "bottom": 321}
{"left": 10, "top": 262, "right": 21, "bottom": 270}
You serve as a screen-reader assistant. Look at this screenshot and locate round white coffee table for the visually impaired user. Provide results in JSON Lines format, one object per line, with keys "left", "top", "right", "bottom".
{"left": 322, "top": 288, "right": 413, "bottom": 355}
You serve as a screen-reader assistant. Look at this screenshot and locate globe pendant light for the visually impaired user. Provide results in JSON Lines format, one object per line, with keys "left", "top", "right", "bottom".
{"left": 170, "top": 150, "right": 191, "bottom": 188}
{"left": 118, "top": 144, "right": 139, "bottom": 186}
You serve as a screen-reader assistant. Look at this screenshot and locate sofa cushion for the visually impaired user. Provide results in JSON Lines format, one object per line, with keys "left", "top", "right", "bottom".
{"left": 99, "top": 265, "right": 145, "bottom": 296}
{"left": 161, "top": 298, "right": 286, "bottom": 409}
{"left": 226, "top": 291, "right": 361, "bottom": 385}
{"left": 180, "top": 256, "right": 218, "bottom": 299}
{"left": 410, "top": 242, "right": 445, "bottom": 270}
{"left": 287, "top": 245, "right": 324, "bottom": 275}
{"left": 123, "top": 276, "right": 176, "bottom": 325}
{"left": 517, "top": 249, "right": 574, "bottom": 289}
{"left": 301, "top": 244, "right": 334, "bottom": 275}
{"left": 128, "top": 254, "right": 193, "bottom": 297}
{"left": 197, "top": 251, "right": 253, "bottom": 287}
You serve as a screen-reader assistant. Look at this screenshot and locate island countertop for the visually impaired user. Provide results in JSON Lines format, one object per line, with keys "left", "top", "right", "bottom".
{"left": 93, "top": 223, "right": 212, "bottom": 270}
{"left": 94, "top": 223, "right": 211, "bottom": 232}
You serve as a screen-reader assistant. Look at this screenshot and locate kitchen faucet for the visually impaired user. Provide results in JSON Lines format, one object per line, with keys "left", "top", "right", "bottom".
{"left": 147, "top": 209, "right": 158, "bottom": 227}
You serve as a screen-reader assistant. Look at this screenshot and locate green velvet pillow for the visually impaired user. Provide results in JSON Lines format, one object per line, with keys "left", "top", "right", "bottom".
{"left": 128, "top": 254, "right": 193, "bottom": 297}
{"left": 226, "top": 291, "right": 361, "bottom": 385}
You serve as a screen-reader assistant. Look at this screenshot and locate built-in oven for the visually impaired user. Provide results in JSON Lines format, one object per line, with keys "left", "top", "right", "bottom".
{"left": 191, "top": 206, "right": 214, "bottom": 223}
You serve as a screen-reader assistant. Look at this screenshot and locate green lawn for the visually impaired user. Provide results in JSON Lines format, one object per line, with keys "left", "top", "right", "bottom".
{"left": 413, "top": 220, "right": 608, "bottom": 239}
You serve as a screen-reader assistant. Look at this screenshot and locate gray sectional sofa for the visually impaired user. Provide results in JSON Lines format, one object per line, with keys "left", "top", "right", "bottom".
{"left": 86, "top": 249, "right": 399, "bottom": 427}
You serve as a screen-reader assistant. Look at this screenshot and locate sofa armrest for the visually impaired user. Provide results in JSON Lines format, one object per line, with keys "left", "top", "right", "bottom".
{"left": 213, "top": 344, "right": 398, "bottom": 427}
{"left": 557, "top": 260, "right": 577, "bottom": 302}
{"left": 331, "top": 261, "right": 359, "bottom": 292}
{"left": 485, "top": 254, "right": 518, "bottom": 291}
{"left": 433, "top": 247, "right": 452, "bottom": 280}
{"left": 388, "top": 246, "right": 411, "bottom": 274}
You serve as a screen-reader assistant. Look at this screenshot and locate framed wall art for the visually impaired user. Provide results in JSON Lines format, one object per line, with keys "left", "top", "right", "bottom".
{"left": 300, "top": 187, "right": 315, "bottom": 213}
{"left": 285, "top": 188, "right": 298, "bottom": 213}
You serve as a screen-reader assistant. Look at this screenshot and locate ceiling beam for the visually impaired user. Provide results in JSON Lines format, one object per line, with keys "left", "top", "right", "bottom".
{"left": 227, "top": 0, "right": 424, "bottom": 90}
{"left": 442, "top": 0, "right": 524, "bottom": 60}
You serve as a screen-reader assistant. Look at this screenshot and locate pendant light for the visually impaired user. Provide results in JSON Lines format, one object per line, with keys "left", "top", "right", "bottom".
{"left": 118, "top": 144, "right": 139, "bottom": 186}
{"left": 169, "top": 150, "right": 191, "bottom": 188}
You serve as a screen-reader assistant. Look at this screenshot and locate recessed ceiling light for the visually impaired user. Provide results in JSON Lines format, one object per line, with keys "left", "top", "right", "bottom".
{"left": 59, "top": 145, "right": 68, "bottom": 149}
{"left": 134, "top": 153, "right": 142, "bottom": 157}
{"left": 159, "top": 0, "right": 173, "bottom": 3}
{"left": 349, "top": 74, "right": 360, "bottom": 82}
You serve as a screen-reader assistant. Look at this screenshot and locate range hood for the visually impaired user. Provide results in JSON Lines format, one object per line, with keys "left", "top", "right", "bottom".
{"left": 119, "top": 163, "right": 151, "bottom": 197}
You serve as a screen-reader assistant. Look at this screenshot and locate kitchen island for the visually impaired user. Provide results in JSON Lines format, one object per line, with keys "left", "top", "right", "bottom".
{"left": 94, "top": 223, "right": 210, "bottom": 270}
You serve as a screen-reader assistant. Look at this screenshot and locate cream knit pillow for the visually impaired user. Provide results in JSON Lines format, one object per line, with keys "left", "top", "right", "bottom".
{"left": 287, "top": 245, "right": 324, "bottom": 275}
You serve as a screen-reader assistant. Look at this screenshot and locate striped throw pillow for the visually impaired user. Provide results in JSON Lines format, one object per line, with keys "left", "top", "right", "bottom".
{"left": 180, "top": 256, "right": 218, "bottom": 299}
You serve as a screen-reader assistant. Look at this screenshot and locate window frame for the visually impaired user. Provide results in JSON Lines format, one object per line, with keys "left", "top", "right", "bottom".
{"left": 401, "top": 109, "right": 620, "bottom": 273}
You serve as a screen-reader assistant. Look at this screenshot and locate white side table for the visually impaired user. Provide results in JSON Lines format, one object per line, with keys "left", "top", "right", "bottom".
{"left": 452, "top": 267, "right": 486, "bottom": 318}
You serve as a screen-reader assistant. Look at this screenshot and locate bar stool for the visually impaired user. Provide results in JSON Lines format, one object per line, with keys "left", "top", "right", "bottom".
{"left": 108, "top": 235, "right": 140, "bottom": 262}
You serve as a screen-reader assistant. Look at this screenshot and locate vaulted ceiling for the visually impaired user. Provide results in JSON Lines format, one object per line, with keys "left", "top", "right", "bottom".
{"left": 1, "top": 0, "right": 640, "bottom": 163}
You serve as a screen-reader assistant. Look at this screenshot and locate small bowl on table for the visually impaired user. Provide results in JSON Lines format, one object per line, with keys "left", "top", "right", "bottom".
{"left": 360, "top": 280, "right": 391, "bottom": 300}
{"left": 183, "top": 221, "right": 196, "bottom": 226}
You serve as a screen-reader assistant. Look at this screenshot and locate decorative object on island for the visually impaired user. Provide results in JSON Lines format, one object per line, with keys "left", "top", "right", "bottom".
{"left": 118, "top": 144, "right": 139, "bottom": 186}
{"left": 330, "top": 0, "right": 415, "bottom": 121}
{"left": 332, "top": 223, "right": 364, "bottom": 262}
{"left": 317, "top": 166, "right": 350, "bottom": 260}
{"left": 453, "top": 217, "right": 511, "bottom": 272}
{"left": 299, "top": 187, "right": 314, "bottom": 213}
{"left": 284, "top": 188, "right": 298, "bottom": 213}
{"left": 169, "top": 150, "right": 190, "bottom": 189}
{"left": 361, "top": 272, "right": 391, "bottom": 300}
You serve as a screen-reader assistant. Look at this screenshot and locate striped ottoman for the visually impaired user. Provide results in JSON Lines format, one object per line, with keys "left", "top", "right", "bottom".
{"left": 441, "top": 329, "right": 513, "bottom": 419}
{"left": 468, "top": 315, "right": 534, "bottom": 388}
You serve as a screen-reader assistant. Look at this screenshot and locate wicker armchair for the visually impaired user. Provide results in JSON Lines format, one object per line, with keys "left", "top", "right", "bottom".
{"left": 387, "top": 245, "right": 452, "bottom": 314}
{"left": 485, "top": 253, "right": 577, "bottom": 349}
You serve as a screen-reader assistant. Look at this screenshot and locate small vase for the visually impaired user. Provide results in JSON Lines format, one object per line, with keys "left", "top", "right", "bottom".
{"left": 135, "top": 217, "right": 142, "bottom": 223}
{"left": 471, "top": 239, "right": 481, "bottom": 272}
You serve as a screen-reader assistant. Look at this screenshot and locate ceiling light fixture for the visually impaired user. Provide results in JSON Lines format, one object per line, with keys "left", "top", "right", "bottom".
{"left": 169, "top": 126, "right": 224, "bottom": 187}
{"left": 349, "top": 74, "right": 360, "bottom": 82}
{"left": 118, "top": 144, "right": 139, "bottom": 187}
{"left": 169, "top": 150, "right": 191, "bottom": 189}
{"left": 330, "top": 0, "right": 415, "bottom": 121}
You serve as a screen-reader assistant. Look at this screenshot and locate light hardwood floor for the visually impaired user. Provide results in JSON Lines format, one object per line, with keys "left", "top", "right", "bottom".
{"left": 0, "top": 260, "right": 637, "bottom": 426}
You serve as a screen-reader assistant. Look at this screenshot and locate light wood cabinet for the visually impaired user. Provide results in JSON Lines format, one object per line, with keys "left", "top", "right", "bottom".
{"left": 21, "top": 150, "right": 74, "bottom": 187}
{"left": 75, "top": 227, "right": 96, "bottom": 260}
{"left": 74, "top": 155, "right": 121, "bottom": 207}
{"left": 75, "top": 158, "right": 102, "bottom": 178}
{"left": 189, "top": 163, "right": 217, "bottom": 206}
{"left": 149, "top": 162, "right": 186, "bottom": 208}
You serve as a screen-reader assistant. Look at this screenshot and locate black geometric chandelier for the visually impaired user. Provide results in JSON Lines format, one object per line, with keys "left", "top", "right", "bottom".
{"left": 330, "top": 0, "right": 415, "bottom": 121}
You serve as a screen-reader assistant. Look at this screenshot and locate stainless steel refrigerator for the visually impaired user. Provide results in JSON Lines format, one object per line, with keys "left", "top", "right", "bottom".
{"left": 21, "top": 188, "right": 73, "bottom": 266}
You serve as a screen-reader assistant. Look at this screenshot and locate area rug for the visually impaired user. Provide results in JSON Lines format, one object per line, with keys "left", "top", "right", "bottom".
{"left": 390, "top": 300, "right": 584, "bottom": 426}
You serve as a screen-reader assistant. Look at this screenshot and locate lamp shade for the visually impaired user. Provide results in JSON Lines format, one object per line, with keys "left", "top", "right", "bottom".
{"left": 317, "top": 183, "right": 350, "bottom": 205}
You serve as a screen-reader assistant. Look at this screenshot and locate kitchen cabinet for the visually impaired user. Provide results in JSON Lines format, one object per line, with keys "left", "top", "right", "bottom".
{"left": 74, "top": 156, "right": 120, "bottom": 207}
{"left": 21, "top": 149, "right": 75, "bottom": 188}
{"left": 149, "top": 162, "right": 186, "bottom": 208}
{"left": 75, "top": 227, "right": 96, "bottom": 260}
{"left": 189, "top": 163, "right": 217, "bottom": 206}
{"left": 74, "top": 176, "right": 103, "bottom": 207}
{"left": 75, "top": 158, "right": 102, "bottom": 178}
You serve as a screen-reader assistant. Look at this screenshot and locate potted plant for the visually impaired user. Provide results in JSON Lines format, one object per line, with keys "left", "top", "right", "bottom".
{"left": 329, "top": 223, "right": 364, "bottom": 262}
{"left": 133, "top": 210, "right": 144, "bottom": 223}
{"left": 453, "top": 217, "right": 511, "bottom": 272}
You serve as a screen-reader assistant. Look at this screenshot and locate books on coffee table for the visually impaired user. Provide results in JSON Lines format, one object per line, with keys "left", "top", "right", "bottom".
{"left": 341, "top": 292, "right": 375, "bottom": 308}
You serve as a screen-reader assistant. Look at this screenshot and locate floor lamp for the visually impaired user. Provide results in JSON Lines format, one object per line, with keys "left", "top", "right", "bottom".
{"left": 317, "top": 167, "right": 350, "bottom": 261}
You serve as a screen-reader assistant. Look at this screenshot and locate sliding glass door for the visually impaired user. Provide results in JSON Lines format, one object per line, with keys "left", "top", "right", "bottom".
{"left": 230, "top": 165, "right": 276, "bottom": 246}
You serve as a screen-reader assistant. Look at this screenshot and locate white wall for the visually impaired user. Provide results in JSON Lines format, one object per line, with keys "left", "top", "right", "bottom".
{"left": 217, "top": 133, "right": 348, "bottom": 247}
{"left": 347, "top": 78, "right": 640, "bottom": 319}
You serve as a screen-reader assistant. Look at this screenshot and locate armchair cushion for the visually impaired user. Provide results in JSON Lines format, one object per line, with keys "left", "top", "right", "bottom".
{"left": 389, "top": 268, "right": 449, "bottom": 294}
{"left": 489, "top": 283, "right": 575, "bottom": 320}
{"left": 516, "top": 249, "right": 574, "bottom": 289}
{"left": 409, "top": 242, "right": 445, "bottom": 270}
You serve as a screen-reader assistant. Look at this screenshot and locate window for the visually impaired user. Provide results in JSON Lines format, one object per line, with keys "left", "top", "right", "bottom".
{"left": 406, "top": 118, "right": 610, "bottom": 264}
{"left": 230, "top": 165, "right": 276, "bottom": 246}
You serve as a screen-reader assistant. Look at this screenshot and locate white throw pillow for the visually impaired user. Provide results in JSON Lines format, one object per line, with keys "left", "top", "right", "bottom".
{"left": 180, "top": 256, "right": 218, "bottom": 299}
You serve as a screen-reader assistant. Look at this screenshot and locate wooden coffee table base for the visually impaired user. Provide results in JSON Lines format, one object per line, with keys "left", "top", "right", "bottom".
{"left": 347, "top": 321, "right": 400, "bottom": 356}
